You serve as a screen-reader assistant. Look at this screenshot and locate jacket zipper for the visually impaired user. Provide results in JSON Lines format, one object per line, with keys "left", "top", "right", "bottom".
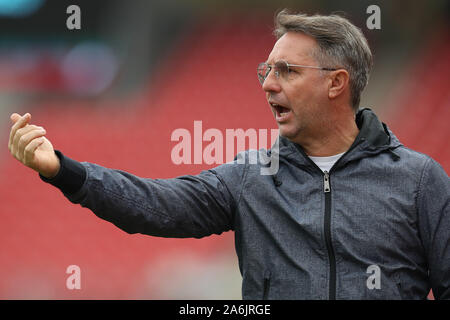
{"left": 292, "top": 142, "right": 363, "bottom": 301}
{"left": 323, "top": 170, "right": 336, "bottom": 300}
{"left": 321, "top": 140, "right": 366, "bottom": 300}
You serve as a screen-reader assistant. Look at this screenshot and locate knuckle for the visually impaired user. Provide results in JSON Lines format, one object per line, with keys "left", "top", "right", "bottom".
{"left": 24, "top": 142, "right": 32, "bottom": 154}
{"left": 15, "top": 135, "right": 23, "bottom": 145}
{"left": 13, "top": 132, "right": 19, "bottom": 143}
{"left": 26, "top": 138, "right": 38, "bottom": 152}
{"left": 31, "top": 126, "right": 44, "bottom": 134}
{"left": 18, "top": 134, "right": 27, "bottom": 146}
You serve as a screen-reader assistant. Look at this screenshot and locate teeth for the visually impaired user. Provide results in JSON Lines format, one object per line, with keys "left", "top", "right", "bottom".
{"left": 270, "top": 102, "right": 290, "bottom": 117}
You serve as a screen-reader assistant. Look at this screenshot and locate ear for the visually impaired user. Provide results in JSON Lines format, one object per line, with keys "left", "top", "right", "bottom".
{"left": 328, "top": 69, "right": 349, "bottom": 100}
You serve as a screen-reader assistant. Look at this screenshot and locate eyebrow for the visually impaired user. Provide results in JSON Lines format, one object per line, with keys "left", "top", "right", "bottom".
{"left": 265, "top": 59, "right": 309, "bottom": 65}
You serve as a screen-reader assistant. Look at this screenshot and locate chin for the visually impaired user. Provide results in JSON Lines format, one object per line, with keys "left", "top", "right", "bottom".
{"left": 277, "top": 124, "right": 299, "bottom": 141}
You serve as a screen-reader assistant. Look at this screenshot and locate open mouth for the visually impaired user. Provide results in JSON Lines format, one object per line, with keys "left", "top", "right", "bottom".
{"left": 270, "top": 102, "right": 291, "bottom": 122}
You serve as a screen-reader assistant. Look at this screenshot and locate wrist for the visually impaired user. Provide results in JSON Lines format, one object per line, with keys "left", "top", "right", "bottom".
{"left": 40, "top": 153, "right": 61, "bottom": 179}
{"left": 39, "top": 150, "right": 87, "bottom": 196}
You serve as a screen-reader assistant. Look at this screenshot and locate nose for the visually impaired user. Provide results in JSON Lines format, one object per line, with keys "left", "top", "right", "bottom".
{"left": 262, "top": 69, "right": 282, "bottom": 94}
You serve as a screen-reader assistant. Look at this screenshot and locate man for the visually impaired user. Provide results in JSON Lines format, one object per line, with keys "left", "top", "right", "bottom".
{"left": 8, "top": 10, "right": 449, "bottom": 299}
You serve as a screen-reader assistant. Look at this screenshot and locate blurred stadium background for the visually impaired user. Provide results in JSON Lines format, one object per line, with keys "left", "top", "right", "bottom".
{"left": 0, "top": 0, "right": 448, "bottom": 299}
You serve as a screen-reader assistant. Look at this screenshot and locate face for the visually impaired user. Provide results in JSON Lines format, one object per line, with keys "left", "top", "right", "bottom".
{"left": 262, "top": 32, "right": 331, "bottom": 142}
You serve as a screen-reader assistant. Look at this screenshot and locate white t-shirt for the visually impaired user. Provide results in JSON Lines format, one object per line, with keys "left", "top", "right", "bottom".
{"left": 308, "top": 152, "right": 345, "bottom": 173}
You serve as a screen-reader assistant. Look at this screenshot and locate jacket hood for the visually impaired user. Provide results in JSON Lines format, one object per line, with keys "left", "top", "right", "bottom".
{"left": 271, "top": 108, "right": 403, "bottom": 173}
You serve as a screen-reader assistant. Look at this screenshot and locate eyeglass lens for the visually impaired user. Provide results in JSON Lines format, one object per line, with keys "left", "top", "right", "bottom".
{"left": 257, "top": 61, "right": 290, "bottom": 84}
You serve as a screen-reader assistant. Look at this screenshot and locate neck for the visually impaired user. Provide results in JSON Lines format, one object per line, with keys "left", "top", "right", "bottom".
{"left": 293, "top": 108, "right": 359, "bottom": 157}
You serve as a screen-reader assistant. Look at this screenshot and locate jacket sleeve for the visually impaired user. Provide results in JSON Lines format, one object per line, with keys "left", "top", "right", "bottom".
{"left": 43, "top": 152, "right": 247, "bottom": 239}
{"left": 416, "top": 157, "right": 450, "bottom": 299}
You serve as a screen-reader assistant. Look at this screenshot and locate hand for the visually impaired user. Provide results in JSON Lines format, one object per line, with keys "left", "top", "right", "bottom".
{"left": 8, "top": 113, "right": 61, "bottom": 178}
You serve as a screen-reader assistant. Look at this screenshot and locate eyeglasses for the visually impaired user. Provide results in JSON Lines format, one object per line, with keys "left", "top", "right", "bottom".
{"left": 257, "top": 60, "right": 338, "bottom": 85}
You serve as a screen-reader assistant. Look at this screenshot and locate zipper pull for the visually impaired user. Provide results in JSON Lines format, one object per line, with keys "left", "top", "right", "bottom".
{"left": 323, "top": 171, "right": 331, "bottom": 193}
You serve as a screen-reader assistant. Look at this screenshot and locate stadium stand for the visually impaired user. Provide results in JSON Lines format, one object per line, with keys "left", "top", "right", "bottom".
{"left": 385, "top": 28, "right": 450, "bottom": 174}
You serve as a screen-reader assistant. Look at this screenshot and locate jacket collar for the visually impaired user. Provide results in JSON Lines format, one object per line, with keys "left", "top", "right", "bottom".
{"left": 355, "top": 107, "right": 390, "bottom": 148}
{"left": 275, "top": 108, "right": 402, "bottom": 170}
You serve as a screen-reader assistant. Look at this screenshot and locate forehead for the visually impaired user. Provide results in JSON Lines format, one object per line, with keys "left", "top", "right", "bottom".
{"left": 267, "top": 31, "right": 319, "bottom": 64}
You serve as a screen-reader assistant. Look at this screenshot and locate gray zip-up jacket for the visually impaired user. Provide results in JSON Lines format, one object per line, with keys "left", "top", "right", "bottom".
{"left": 42, "top": 108, "right": 450, "bottom": 300}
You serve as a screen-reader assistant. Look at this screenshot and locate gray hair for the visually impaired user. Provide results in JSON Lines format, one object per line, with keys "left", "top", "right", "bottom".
{"left": 274, "top": 9, "right": 373, "bottom": 111}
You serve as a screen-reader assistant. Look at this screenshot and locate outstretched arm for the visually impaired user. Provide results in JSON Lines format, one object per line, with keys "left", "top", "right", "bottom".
{"left": 8, "top": 113, "right": 245, "bottom": 239}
